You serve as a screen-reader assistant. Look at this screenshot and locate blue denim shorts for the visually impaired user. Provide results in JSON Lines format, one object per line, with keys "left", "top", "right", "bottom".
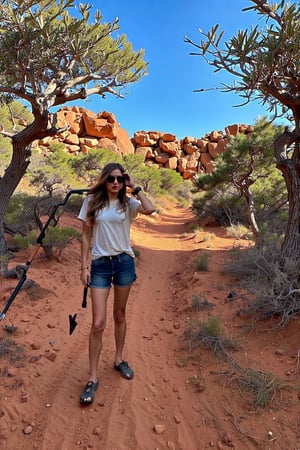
{"left": 90, "top": 252, "right": 137, "bottom": 288}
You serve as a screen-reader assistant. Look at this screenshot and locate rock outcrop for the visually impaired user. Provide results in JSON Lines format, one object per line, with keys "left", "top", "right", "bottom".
{"left": 133, "top": 124, "right": 253, "bottom": 179}
{"left": 39, "top": 106, "right": 135, "bottom": 156}
{"left": 36, "top": 106, "right": 254, "bottom": 179}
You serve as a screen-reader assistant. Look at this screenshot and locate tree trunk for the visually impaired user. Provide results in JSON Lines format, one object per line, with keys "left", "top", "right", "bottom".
{"left": 278, "top": 159, "right": 300, "bottom": 260}
{"left": 0, "top": 141, "right": 31, "bottom": 271}
{"left": 237, "top": 171, "right": 260, "bottom": 242}
{"left": 274, "top": 125, "right": 300, "bottom": 262}
{"left": 0, "top": 112, "right": 55, "bottom": 265}
{"left": 242, "top": 185, "right": 260, "bottom": 242}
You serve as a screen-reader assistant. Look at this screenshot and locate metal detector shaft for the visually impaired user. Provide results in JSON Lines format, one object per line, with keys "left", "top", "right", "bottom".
{"left": 0, "top": 189, "right": 89, "bottom": 321}
{"left": 0, "top": 243, "right": 42, "bottom": 321}
{"left": 0, "top": 268, "right": 27, "bottom": 321}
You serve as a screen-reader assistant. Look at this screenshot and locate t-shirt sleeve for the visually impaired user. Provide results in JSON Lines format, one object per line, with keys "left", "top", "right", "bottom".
{"left": 129, "top": 197, "right": 141, "bottom": 220}
{"left": 78, "top": 196, "right": 90, "bottom": 222}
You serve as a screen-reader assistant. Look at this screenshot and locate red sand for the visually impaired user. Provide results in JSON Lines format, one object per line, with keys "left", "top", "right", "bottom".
{"left": 1, "top": 203, "right": 300, "bottom": 449}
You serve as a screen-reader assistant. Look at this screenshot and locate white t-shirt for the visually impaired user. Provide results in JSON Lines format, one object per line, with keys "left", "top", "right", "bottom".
{"left": 78, "top": 196, "right": 140, "bottom": 258}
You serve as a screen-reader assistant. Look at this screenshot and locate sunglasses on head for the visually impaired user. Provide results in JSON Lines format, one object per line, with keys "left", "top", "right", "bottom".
{"left": 107, "top": 175, "right": 125, "bottom": 183}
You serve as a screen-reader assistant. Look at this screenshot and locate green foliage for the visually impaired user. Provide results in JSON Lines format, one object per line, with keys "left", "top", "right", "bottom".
{"left": 29, "top": 144, "right": 80, "bottom": 193}
{"left": 192, "top": 187, "right": 247, "bottom": 226}
{"left": 194, "top": 118, "right": 282, "bottom": 192}
{"left": 123, "top": 154, "right": 162, "bottom": 196}
{"left": 192, "top": 118, "right": 287, "bottom": 235}
{"left": 122, "top": 154, "right": 190, "bottom": 203}
{"left": 5, "top": 189, "right": 84, "bottom": 260}
{"left": 0, "top": 135, "right": 11, "bottom": 174}
{"left": 5, "top": 132, "right": 191, "bottom": 241}
{"left": 159, "top": 168, "right": 183, "bottom": 192}
{"left": 185, "top": 1, "right": 300, "bottom": 116}
{"left": 14, "top": 226, "right": 80, "bottom": 258}
{"left": 186, "top": 1, "right": 300, "bottom": 260}
{"left": 42, "top": 226, "right": 80, "bottom": 247}
{"left": 69, "top": 148, "right": 122, "bottom": 182}
{"left": 5, "top": 192, "right": 37, "bottom": 234}
{"left": 13, "top": 231, "right": 39, "bottom": 248}
{"left": 0, "top": 0, "right": 148, "bottom": 258}
{"left": 183, "top": 316, "right": 240, "bottom": 356}
{"left": 0, "top": 1, "right": 147, "bottom": 101}
{"left": 0, "top": 100, "right": 32, "bottom": 132}
{"left": 0, "top": 101, "right": 33, "bottom": 176}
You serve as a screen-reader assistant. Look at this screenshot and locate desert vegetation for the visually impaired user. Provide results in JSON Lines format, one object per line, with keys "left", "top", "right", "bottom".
{"left": 2, "top": 6, "right": 300, "bottom": 446}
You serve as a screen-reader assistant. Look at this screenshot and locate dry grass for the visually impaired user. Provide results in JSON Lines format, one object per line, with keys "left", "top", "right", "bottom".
{"left": 181, "top": 316, "right": 289, "bottom": 407}
{"left": 194, "top": 252, "right": 210, "bottom": 271}
{"left": 237, "top": 367, "right": 285, "bottom": 407}
{"left": 0, "top": 337, "right": 26, "bottom": 367}
{"left": 191, "top": 293, "right": 215, "bottom": 312}
{"left": 224, "top": 244, "right": 300, "bottom": 327}
{"left": 182, "top": 316, "right": 240, "bottom": 357}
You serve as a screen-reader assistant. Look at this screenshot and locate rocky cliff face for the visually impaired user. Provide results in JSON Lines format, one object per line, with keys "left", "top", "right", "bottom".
{"left": 36, "top": 106, "right": 254, "bottom": 179}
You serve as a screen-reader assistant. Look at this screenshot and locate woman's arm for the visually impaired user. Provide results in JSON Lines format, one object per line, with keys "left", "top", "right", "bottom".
{"left": 80, "top": 221, "right": 93, "bottom": 285}
{"left": 135, "top": 190, "right": 155, "bottom": 215}
{"left": 124, "top": 174, "right": 155, "bottom": 216}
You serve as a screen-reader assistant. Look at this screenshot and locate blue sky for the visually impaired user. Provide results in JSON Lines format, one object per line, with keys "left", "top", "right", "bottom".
{"left": 78, "top": 1, "right": 270, "bottom": 139}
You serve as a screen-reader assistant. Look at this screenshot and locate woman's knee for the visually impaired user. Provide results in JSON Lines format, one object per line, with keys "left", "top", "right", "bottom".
{"left": 113, "top": 309, "right": 126, "bottom": 324}
{"left": 92, "top": 318, "right": 106, "bottom": 333}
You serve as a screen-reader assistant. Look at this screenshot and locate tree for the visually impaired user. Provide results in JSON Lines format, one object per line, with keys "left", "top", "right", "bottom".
{"left": 0, "top": 0, "right": 147, "bottom": 268}
{"left": 185, "top": 0, "right": 300, "bottom": 262}
{"left": 193, "top": 118, "right": 286, "bottom": 242}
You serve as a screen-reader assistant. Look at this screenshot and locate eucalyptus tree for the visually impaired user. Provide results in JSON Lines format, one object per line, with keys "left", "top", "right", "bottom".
{"left": 185, "top": 0, "right": 300, "bottom": 261}
{"left": 0, "top": 0, "right": 147, "bottom": 265}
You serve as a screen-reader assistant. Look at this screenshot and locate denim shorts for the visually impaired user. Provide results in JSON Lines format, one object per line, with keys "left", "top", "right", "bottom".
{"left": 90, "top": 252, "right": 137, "bottom": 288}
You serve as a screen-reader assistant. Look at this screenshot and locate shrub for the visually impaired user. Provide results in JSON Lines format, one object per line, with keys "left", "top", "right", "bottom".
{"left": 5, "top": 192, "right": 37, "bottom": 235}
{"left": 191, "top": 294, "right": 215, "bottom": 311}
{"left": 223, "top": 243, "right": 300, "bottom": 326}
{"left": 194, "top": 252, "right": 210, "bottom": 271}
{"left": 0, "top": 337, "right": 26, "bottom": 366}
{"left": 69, "top": 147, "right": 122, "bottom": 182}
{"left": 226, "top": 224, "right": 252, "bottom": 240}
{"left": 182, "top": 317, "right": 288, "bottom": 407}
{"left": 14, "top": 226, "right": 81, "bottom": 258}
{"left": 238, "top": 368, "right": 283, "bottom": 407}
{"left": 182, "top": 316, "right": 240, "bottom": 357}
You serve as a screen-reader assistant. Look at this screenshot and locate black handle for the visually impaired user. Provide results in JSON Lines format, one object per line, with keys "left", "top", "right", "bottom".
{"left": 82, "top": 286, "right": 88, "bottom": 308}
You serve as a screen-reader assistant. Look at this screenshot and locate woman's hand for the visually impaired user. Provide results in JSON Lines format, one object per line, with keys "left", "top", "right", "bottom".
{"left": 81, "top": 267, "right": 90, "bottom": 286}
{"left": 124, "top": 173, "right": 134, "bottom": 189}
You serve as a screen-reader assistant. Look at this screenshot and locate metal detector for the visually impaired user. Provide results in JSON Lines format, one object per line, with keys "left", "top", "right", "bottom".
{"left": 0, "top": 189, "right": 89, "bottom": 322}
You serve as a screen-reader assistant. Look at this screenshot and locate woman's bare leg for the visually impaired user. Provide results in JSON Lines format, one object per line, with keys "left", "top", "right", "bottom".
{"left": 88, "top": 287, "right": 110, "bottom": 382}
{"left": 113, "top": 285, "right": 131, "bottom": 365}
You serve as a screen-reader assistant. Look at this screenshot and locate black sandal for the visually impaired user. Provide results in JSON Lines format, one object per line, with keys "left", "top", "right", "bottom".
{"left": 114, "top": 361, "right": 134, "bottom": 380}
{"left": 80, "top": 379, "right": 99, "bottom": 404}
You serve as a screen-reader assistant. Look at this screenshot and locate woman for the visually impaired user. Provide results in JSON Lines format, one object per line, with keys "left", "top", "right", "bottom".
{"left": 78, "top": 162, "right": 155, "bottom": 404}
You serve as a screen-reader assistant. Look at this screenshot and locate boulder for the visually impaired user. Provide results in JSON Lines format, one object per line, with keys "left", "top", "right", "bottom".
{"left": 159, "top": 140, "right": 180, "bottom": 155}
{"left": 38, "top": 106, "right": 254, "bottom": 179}
{"left": 115, "top": 128, "right": 135, "bottom": 155}
{"left": 82, "top": 111, "right": 117, "bottom": 139}
{"left": 165, "top": 156, "right": 178, "bottom": 170}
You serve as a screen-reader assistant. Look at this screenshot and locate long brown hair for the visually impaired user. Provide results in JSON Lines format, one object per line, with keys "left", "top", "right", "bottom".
{"left": 86, "top": 163, "right": 129, "bottom": 225}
